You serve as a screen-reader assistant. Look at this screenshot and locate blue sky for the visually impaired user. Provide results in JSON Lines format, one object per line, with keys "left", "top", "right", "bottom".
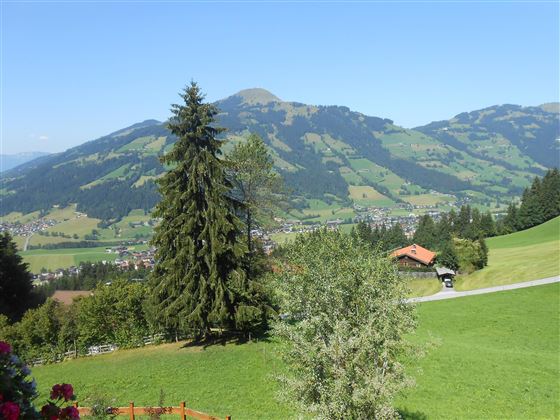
{"left": 1, "top": 1, "right": 559, "bottom": 154}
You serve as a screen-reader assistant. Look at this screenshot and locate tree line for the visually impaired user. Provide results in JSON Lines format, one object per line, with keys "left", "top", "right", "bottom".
{"left": 498, "top": 168, "right": 560, "bottom": 234}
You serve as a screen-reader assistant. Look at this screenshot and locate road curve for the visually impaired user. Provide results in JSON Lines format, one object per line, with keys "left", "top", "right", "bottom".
{"left": 407, "top": 276, "right": 560, "bottom": 303}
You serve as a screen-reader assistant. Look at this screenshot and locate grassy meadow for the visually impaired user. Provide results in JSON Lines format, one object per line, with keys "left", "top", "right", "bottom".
{"left": 31, "top": 284, "right": 559, "bottom": 419}
{"left": 457, "top": 217, "right": 560, "bottom": 290}
{"left": 21, "top": 247, "right": 119, "bottom": 272}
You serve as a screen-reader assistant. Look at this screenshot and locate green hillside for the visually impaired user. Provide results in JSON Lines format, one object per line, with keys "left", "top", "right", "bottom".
{"left": 31, "top": 284, "right": 560, "bottom": 419}
{"left": 1, "top": 91, "right": 557, "bottom": 222}
{"left": 456, "top": 217, "right": 560, "bottom": 290}
{"left": 487, "top": 216, "right": 560, "bottom": 248}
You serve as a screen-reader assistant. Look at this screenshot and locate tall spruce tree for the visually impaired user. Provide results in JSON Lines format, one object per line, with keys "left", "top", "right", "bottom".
{"left": 148, "top": 82, "right": 247, "bottom": 339}
{"left": 0, "top": 232, "right": 34, "bottom": 321}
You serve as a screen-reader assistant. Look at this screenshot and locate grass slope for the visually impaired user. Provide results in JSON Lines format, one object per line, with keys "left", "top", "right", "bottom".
{"left": 398, "top": 283, "right": 559, "bottom": 419}
{"left": 457, "top": 217, "right": 560, "bottom": 290}
{"left": 33, "top": 341, "right": 291, "bottom": 419}
{"left": 31, "top": 285, "right": 559, "bottom": 419}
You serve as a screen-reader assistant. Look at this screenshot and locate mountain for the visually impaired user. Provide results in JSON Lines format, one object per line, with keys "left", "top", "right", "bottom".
{"left": 1, "top": 91, "right": 558, "bottom": 221}
{"left": 0, "top": 152, "right": 51, "bottom": 173}
{"left": 416, "top": 103, "right": 560, "bottom": 169}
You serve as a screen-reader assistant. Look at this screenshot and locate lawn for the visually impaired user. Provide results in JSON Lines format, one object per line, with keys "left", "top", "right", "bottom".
{"left": 31, "top": 284, "right": 559, "bottom": 419}
{"left": 456, "top": 217, "right": 560, "bottom": 290}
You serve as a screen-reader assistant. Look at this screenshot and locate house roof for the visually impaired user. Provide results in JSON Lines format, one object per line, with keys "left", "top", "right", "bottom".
{"left": 391, "top": 244, "right": 436, "bottom": 265}
{"left": 51, "top": 290, "right": 92, "bottom": 305}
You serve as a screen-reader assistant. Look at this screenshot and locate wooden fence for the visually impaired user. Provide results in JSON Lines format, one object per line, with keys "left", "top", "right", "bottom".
{"left": 74, "top": 401, "right": 230, "bottom": 419}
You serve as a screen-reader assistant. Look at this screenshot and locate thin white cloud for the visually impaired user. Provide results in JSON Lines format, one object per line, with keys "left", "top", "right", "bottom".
{"left": 38, "top": 135, "right": 49, "bottom": 141}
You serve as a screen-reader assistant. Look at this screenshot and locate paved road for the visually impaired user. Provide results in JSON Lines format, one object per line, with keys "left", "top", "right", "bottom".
{"left": 407, "top": 276, "right": 560, "bottom": 303}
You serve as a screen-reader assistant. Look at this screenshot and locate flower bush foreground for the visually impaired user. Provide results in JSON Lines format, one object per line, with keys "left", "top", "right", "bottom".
{"left": 0, "top": 341, "right": 79, "bottom": 419}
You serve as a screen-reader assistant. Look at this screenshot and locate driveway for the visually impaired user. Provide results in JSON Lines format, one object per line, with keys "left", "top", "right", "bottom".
{"left": 407, "top": 275, "right": 560, "bottom": 303}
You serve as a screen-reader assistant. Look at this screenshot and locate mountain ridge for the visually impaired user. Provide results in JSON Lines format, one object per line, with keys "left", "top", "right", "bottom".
{"left": 1, "top": 91, "right": 558, "bottom": 221}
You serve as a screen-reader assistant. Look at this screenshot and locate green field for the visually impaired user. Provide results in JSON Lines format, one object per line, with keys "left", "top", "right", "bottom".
{"left": 21, "top": 247, "right": 119, "bottom": 272}
{"left": 456, "top": 217, "right": 560, "bottom": 290}
{"left": 31, "top": 284, "right": 559, "bottom": 419}
{"left": 401, "top": 193, "right": 454, "bottom": 207}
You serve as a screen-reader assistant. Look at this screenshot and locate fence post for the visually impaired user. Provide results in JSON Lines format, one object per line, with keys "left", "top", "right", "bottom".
{"left": 129, "top": 401, "right": 135, "bottom": 420}
{"left": 180, "top": 401, "right": 186, "bottom": 420}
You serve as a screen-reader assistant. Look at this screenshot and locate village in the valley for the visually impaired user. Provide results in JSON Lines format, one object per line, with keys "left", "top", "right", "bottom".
{"left": 0, "top": 197, "right": 470, "bottom": 284}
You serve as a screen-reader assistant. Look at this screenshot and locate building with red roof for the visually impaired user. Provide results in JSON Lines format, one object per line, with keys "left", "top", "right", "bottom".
{"left": 390, "top": 244, "right": 436, "bottom": 268}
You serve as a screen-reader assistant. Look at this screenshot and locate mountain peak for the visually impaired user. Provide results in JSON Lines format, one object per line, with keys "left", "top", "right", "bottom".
{"left": 233, "top": 88, "right": 281, "bottom": 105}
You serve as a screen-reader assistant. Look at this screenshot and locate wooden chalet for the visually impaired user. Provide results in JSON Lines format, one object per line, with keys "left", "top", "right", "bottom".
{"left": 391, "top": 244, "right": 436, "bottom": 268}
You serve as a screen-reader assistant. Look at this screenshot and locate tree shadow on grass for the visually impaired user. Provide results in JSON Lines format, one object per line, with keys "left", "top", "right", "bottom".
{"left": 397, "top": 408, "right": 428, "bottom": 420}
{"left": 180, "top": 331, "right": 272, "bottom": 350}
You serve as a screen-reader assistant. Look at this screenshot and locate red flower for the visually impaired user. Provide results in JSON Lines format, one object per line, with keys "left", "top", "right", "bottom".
{"left": 0, "top": 401, "right": 21, "bottom": 420}
{"left": 0, "top": 341, "right": 11, "bottom": 354}
{"left": 41, "top": 402, "right": 60, "bottom": 420}
{"left": 50, "top": 384, "right": 62, "bottom": 400}
{"left": 50, "top": 383, "right": 74, "bottom": 401}
{"left": 61, "top": 405, "right": 80, "bottom": 419}
{"left": 61, "top": 384, "right": 74, "bottom": 401}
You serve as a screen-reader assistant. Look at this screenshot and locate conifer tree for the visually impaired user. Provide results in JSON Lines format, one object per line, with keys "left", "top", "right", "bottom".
{"left": 479, "top": 211, "right": 497, "bottom": 238}
{"left": 386, "top": 222, "right": 408, "bottom": 250}
{"left": 148, "top": 82, "right": 247, "bottom": 339}
{"left": 0, "top": 232, "right": 34, "bottom": 321}
{"left": 413, "top": 215, "right": 437, "bottom": 249}
{"left": 541, "top": 168, "right": 560, "bottom": 220}
{"left": 518, "top": 177, "right": 544, "bottom": 229}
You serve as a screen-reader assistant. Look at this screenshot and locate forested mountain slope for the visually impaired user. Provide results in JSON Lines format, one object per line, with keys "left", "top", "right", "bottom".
{"left": 1, "top": 89, "right": 558, "bottom": 221}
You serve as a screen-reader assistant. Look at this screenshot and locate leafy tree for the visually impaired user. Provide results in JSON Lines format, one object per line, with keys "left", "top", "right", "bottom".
{"left": 273, "top": 230, "right": 418, "bottom": 419}
{"left": 453, "top": 238, "right": 487, "bottom": 273}
{"left": 148, "top": 82, "right": 247, "bottom": 340}
{"left": 77, "top": 280, "right": 148, "bottom": 348}
{"left": 0, "top": 232, "right": 34, "bottom": 321}
{"left": 227, "top": 133, "right": 284, "bottom": 254}
{"left": 11, "top": 298, "right": 64, "bottom": 361}
{"left": 437, "top": 241, "right": 460, "bottom": 271}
